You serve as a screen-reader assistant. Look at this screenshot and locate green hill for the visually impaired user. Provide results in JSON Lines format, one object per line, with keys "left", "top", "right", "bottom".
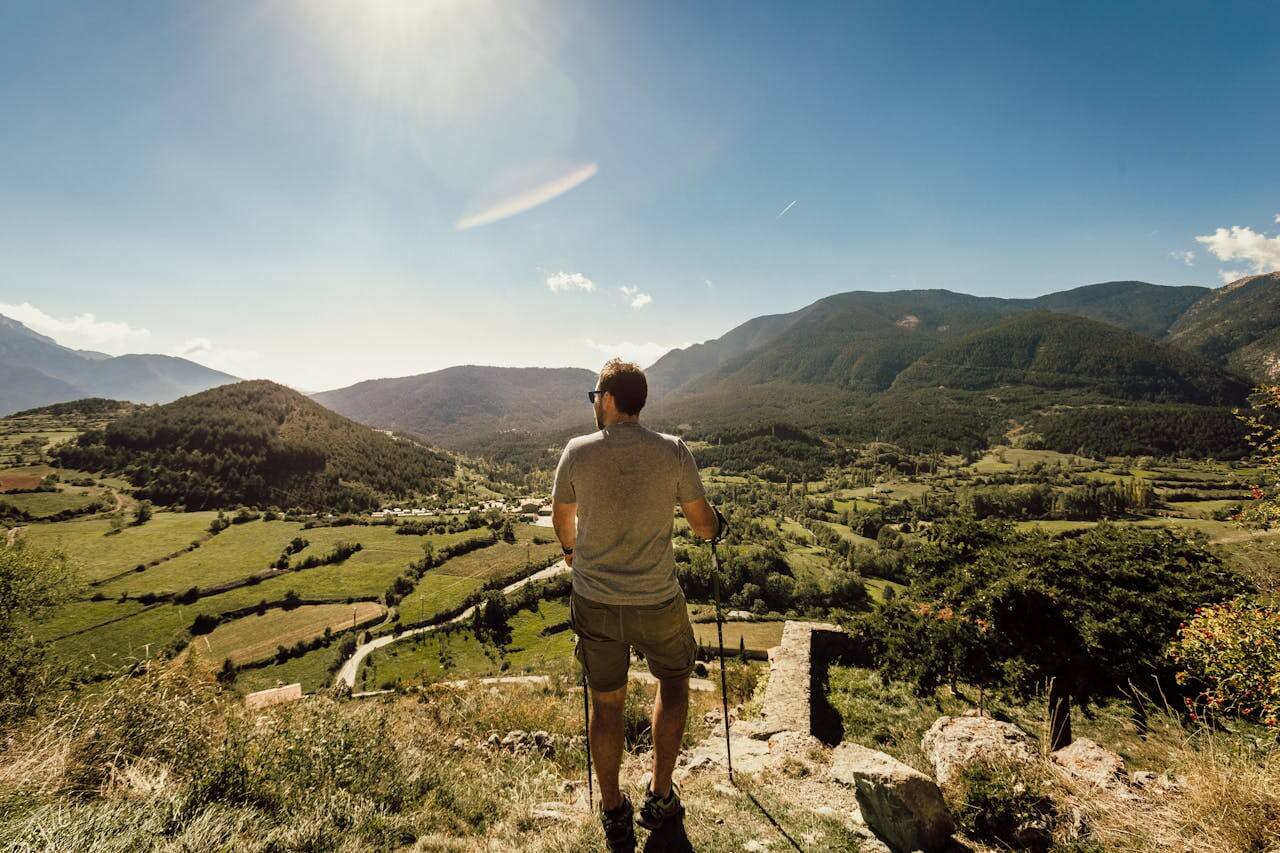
{"left": 892, "top": 312, "right": 1250, "bottom": 405}
{"left": 1165, "top": 272, "right": 1280, "bottom": 382}
{"left": 678, "top": 289, "right": 1019, "bottom": 394}
{"left": 54, "top": 380, "right": 453, "bottom": 511}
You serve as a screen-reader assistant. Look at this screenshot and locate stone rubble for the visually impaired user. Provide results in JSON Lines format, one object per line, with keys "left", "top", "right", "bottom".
{"left": 829, "top": 742, "right": 954, "bottom": 853}
{"left": 921, "top": 714, "right": 1038, "bottom": 786}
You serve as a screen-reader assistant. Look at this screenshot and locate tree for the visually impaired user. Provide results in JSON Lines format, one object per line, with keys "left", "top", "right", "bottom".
{"left": 865, "top": 517, "right": 1251, "bottom": 749}
{"left": 0, "top": 543, "right": 77, "bottom": 724}
{"left": 132, "top": 500, "right": 153, "bottom": 526}
{"left": 1235, "top": 383, "right": 1280, "bottom": 529}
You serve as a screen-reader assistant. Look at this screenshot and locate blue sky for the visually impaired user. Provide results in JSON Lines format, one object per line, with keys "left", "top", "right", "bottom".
{"left": 2, "top": 1, "right": 1278, "bottom": 390}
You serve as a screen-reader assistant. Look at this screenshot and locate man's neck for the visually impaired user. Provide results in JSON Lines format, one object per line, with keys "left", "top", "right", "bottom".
{"left": 603, "top": 414, "right": 640, "bottom": 428}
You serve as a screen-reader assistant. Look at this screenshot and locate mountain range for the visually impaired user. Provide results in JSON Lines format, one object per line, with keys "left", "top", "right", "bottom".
{"left": 7, "top": 275, "right": 1277, "bottom": 458}
{"left": 0, "top": 314, "right": 237, "bottom": 416}
{"left": 315, "top": 278, "right": 1272, "bottom": 451}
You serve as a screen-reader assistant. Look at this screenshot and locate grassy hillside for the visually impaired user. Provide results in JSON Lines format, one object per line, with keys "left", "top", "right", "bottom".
{"left": 1166, "top": 272, "right": 1280, "bottom": 382}
{"left": 53, "top": 380, "right": 454, "bottom": 511}
{"left": 892, "top": 311, "right": 1250, "bottom": 405}
{"left": 313, "top": 365, "right": 596, "bottom": 448}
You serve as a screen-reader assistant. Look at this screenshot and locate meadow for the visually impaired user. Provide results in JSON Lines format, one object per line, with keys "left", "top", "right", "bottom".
{"left": 359, "top": 598, "right": 574, "bottom": 690}
{"left": 187, "top": 601, "right": 385, "bottom": 667}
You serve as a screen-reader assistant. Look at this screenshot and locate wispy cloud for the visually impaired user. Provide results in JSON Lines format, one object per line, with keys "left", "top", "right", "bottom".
{"left": 585, "top": 338, "right": 690, "bottom": 367}
{"left": 1195, "top": 223, "right": 1280, "bottom": 277}
{"left": 456, "top": 162, "right": 599, "bottom": 230}
{"left": 776, "top": 200, "right": 797, "bottom": 219}
{"left": 1170, "top": 250, "right": 1195, "bottom": 266}
{"left": 705, "top": 279, "right": 714, "bottom": 290}
{"left": 0, "top": 301, "right": 150, "bottom": 352}
{"left": 619, "top": 286, "right": 651, "bottom": 309}
{"left": 545, "top": 271, "right": 595, "bottom": 294}
{"left": 1217, "top": 269, "right": 1249, "bottom": 285}
{"left": 171, "top": 337, "right": 259, "bottom": 375}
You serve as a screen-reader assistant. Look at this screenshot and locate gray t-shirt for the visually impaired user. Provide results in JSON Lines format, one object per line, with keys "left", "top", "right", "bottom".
{"left": 552, "top": 422, "right": 706, "bottom": 605}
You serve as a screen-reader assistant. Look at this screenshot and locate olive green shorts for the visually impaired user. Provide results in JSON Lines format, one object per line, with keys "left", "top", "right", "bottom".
{"left": 569, "top": 589, "right": 697, "bottom": 691}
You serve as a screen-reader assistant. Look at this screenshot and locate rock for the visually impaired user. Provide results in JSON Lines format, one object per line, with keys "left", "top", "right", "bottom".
{"left": 713, "top": 782, "right": 740, "bottom": 798}
{"left": 451, "top": 737, "right": 468, "bottom": 750}
{"left": 743, "top": 840, "right": 769, "bottom": 852}
{"left": 814, "top": 806, "right": 838, "bottom": 819}
{"left": 921, "top": 715, "right": 1037, "bottom": 786}
{"left": 1052, "top": 738, "right": 1126, "bottom": 789}
{"left": 1130, "top": 769, "right": 1158, "bottom": 788}
{"left": 830, "top": 742, "right": 954, "bottom": 853}
{"left": 486, "top": 733, "right": 501, "bottom": 747}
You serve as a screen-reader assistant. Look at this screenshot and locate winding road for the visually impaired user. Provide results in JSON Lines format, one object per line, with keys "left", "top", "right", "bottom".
{"left": 334, "top": 560, "right": 571, "bottom": 689}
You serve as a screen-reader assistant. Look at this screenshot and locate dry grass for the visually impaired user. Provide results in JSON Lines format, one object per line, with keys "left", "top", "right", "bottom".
{"left": 1064, "top": 728, "right": 1280, "bottom": 852}
{"left": 0, "top": 659, "right": 861, "bottom": 852}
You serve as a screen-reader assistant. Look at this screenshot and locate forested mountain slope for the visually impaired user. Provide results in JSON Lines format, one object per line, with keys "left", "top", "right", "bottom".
{"left": 1165, "top": 272, "right": 1280, "bottom": 382}
{"left": 892, "top": 312, "right": 1250, "bottom": 405}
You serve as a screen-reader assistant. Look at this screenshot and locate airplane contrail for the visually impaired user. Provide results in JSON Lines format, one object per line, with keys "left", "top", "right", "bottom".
{"left": 776, "top": 200, "right": 797, "bottom": 219}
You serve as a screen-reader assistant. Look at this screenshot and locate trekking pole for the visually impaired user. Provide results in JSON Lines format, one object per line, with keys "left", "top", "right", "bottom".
{"left": 582, "top": 666, "right": 594, "bottom": 809}
{"left": 711, "top": 535, "right": 734, "bottom": 785}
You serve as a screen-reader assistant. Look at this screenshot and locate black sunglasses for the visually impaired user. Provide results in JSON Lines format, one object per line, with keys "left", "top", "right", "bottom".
{"left": 587, "top": 390, "right": 605, "bottom": 404}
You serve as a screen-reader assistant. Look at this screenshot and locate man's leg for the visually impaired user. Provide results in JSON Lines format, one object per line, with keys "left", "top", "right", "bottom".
{"left": 649, "top": 675, "right": 690, "bottom": 798}
{"left": 590, "top": 684, "right": 629, "bottom": 811}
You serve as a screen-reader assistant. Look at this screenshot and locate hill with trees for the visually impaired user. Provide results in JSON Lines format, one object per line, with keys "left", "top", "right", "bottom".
{"left": 892, "top": 311, "right": 1250, "bottom": 405}
{"left": 313, "top": 365, "right": 597, "bottom": 448}
{"left": 54, "top": 380, "right": 453, "bottom": 511}
{"left": 1165, "top": 272, "right": 1280, "bottom": 382}
{"left": 1019, "top": 280, "right": 1209, "bottom": 338}
{"left": 0, "top": 314, "right": 237, "bottom": 416}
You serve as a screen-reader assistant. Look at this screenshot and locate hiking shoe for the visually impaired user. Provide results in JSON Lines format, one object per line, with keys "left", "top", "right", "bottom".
{"left": 636, "top": 783, "right": 685, "bottom": 831}
{"left": 601, "top": 794, "right": 637, "bottom": 852}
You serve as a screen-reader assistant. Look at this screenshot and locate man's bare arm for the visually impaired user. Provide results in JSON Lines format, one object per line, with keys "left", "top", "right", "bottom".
{"left": 680, "top": 497, "right": 720, "bottom": 541}
{"left": 552, "top": 500, "right": 576, "bottom": 566}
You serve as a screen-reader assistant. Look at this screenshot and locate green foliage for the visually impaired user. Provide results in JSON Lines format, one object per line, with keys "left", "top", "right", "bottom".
{"left": 1234, "top": 384, "right": 1280, "bottom": 528}
{"left": 1170, "top": 597, "right": 1280, "bottom": 728}
{"left": 896, "top": 312, "right": 1249, "bottom": 406}
{"left": 53, "top": 380, "right": 453, "bottom": 511}
{"left": 945, "top": 759, "right": 1057, "bottom": 848}
{"left": 1036, "top": 405, "right": 1251, "bottom": 459}
{"left": 0, "top": 542, "right": 78, "bottom": 724}
{"left": 863, "top": 518, "right": 1253, "bottom": 710}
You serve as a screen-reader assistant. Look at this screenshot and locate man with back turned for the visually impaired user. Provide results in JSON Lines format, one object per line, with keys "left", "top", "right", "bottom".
{"left": 552, "top": 358, "right": 723, "bottom": 853}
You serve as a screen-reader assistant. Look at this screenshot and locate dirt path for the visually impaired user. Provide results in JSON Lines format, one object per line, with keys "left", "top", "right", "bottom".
{"left": 352, "top": 671, "right": 716, "bottom": 699}
{"left": 5, "top": 526, "right": 23, "bottom": 546}
{"left": 335, "top": 560, "right": 571, "bottom": 689}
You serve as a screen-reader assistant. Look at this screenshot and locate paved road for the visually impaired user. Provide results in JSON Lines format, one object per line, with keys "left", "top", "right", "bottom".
{"left": 334, "top": 560, "right": 571, "bottom": 689}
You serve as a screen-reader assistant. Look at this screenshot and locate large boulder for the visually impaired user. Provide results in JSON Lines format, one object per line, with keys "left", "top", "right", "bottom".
{"left": 1052, "top": 738, "right": 1127, "bottom": 790}
{"left": 830, "top": 743, "right": 954, "bottom": 853}
{"left": 921, "top": 715, "right": 1038, "bottom": 786}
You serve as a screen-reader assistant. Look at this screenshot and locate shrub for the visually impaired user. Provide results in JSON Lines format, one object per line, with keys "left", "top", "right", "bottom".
{"left": 1170, "top": 597, "right": 1280, "bottom": 727}
{"left": 945, "top": 759, "right": 1057, "bottom": 847}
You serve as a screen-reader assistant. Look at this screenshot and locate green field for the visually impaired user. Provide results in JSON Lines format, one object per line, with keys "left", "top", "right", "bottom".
{"left": 19, "top": 511, "right": 219, "bottom": 582}
{"left": 359, "top": 598, "right": 575, "bottom": 690}
{"left": 188, "top": 601, "right": 385, "bottom": 666}
{"left": 94, "top": 518, "right": 308, "bottom": 597}
{"left": 33, "top": 525, "right": 498, "bottom": 678}
{"left": 0, "top": 488, "right": 103, "bottom": 518}
{"left": 692, "top": 620, "right": 784, "bottom": 654}
{"left": 234, "top": 643, "right": 348, "bottom": 694}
